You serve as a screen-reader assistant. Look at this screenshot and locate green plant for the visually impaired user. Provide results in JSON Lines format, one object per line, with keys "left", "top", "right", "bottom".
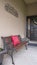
{"left": 0, "top": 48, "right": 3, "bottom": 51}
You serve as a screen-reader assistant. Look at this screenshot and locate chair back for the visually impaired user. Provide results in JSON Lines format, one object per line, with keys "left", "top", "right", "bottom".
{"left": 1, "top": 36, "right": 13, "bottom": 52}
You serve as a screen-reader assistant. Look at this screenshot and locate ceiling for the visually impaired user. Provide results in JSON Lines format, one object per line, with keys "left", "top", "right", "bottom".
{"left": 24, "top": 0, "right": 37, "bottom": 4}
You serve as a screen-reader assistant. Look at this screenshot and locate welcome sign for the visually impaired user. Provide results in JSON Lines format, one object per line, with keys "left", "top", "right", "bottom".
{"left": 5, "top": 3, "right": 18, "bottom": 17}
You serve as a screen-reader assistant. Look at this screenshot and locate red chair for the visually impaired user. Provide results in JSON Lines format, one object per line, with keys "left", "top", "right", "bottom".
{"left": 1, "top": 35, "right": 29, "bottom": 65}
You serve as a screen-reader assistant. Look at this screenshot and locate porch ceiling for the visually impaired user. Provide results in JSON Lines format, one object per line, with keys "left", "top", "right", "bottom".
{"left": 24, "top": 0, "right": 37, "bottom": 4}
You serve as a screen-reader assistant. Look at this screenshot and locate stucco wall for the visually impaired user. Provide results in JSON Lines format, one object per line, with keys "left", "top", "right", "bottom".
{"left": 0, "top": 0, "right": 26, "bottom": 48}
{"left": 26, "top": 3, "right": 37, "bottom": 16}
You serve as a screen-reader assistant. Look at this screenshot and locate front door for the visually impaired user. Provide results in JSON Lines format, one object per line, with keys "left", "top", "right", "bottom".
{"left": 26, "top": 16, "right": 37, "bottom": 41}
{"left": 30, "top": 17, "right": 37, "bottom": 41}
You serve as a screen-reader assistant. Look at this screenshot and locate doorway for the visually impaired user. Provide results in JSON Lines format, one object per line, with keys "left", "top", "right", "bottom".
{"left": 26, "top": 16, "right": 37, "bottom": 41}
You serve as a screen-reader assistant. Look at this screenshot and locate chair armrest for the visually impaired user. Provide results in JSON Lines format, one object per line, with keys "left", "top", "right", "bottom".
{"left": 0, "top": 49, "right": 7, "bottom": 55}
{"left": 25, "top": 37, "right": 29, "bottom": 42}
{"left": 21, "top": 37, "right": 29, "bottom": 43}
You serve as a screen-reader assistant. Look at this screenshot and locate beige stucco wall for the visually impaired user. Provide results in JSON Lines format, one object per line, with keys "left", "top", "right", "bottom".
{"left": 26, "top": 3, "right": 37, "bottom": 16}
{"left": 0, "top": 0, "right": 26, "bottom": 48}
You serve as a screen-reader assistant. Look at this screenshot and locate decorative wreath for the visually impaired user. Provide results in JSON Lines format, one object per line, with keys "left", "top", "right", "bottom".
{"left": 34, "top": 21, "right": 37, "bottom": 25}
{"left": 33, "top": 17, "right": 37, "bottom": 25}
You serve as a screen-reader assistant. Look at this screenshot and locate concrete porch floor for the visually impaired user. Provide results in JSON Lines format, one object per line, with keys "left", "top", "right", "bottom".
{"left": 3, "top": 45, "right": 37, "bottom": 65}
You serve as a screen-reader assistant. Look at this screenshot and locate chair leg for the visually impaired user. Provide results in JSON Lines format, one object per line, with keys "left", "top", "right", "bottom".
{"left": 11, "top": 55, "right": 15, "bottom": 65}
{"left": 0, "top": 54, "right": 4, "bottom": 65}
{"left": 25, "top": 43, "right": 28, "bottom": 50}
{"left": 0, "top": 63, "right": 2, "bottom": 65}
{"left": 25, "top": 44, "right": 27, "bottom": 50}
{"left": 11, "top": 51, "right": 15, "bottom": 65}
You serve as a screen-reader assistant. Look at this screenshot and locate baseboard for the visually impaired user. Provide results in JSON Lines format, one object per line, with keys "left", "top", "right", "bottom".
{"left": 28, "top": 43, "right": 37, "bottom": 46}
